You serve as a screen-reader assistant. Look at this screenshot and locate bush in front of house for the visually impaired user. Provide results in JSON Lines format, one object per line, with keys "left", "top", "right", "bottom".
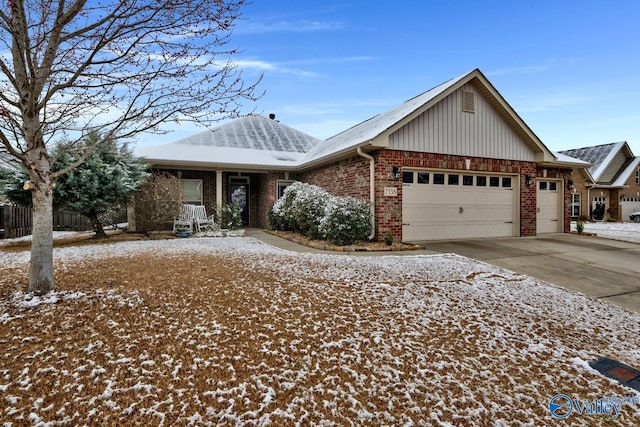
{"left": 217, "top": 202, "right": 243, "bottom": 230}
{"left": 269, "top": 182, "right": 302, "bottom": 231}
{"left": 319, "top": 195, "right": 372, "bottom": 245}
{"left": 269, "top": 182, "right": 372, "bottom": 245}
{"left": 291, "top": 183, "right": 329, "bottom": 239}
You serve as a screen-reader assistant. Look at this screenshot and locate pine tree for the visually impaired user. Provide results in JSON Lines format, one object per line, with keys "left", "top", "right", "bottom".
{"left": 4, "top": 134, "right": 148, "bottom": 238}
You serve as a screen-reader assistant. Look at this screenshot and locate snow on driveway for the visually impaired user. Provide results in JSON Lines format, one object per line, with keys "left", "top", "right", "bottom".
{"left": 1, "top": 237, "right": 640, "bottom": 425}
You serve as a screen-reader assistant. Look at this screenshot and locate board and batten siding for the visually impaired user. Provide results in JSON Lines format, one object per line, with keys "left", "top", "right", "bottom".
{"left": 389, "top": 84, "right": 536, "bottom": 162}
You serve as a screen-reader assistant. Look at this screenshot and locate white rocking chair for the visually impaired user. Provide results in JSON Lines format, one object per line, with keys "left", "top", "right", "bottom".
{"left": 173, "top": 204, "right": 194, "bottom": 234}
{"left": 192, "top": 205, "right": 215, "bottom": 232}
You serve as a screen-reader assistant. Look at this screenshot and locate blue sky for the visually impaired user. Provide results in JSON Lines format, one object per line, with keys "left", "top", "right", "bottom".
{"left": 141, "top": 0, "right": 640, "bottom": 155}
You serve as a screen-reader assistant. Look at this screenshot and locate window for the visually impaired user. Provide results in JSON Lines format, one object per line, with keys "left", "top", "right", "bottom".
{"left": 448, "top": 174, "right": 459, "bottom": 185}
{"left": 570, "top": 193, "right": 581, "bottom": 217}
{"left": 636, "top": 169, "right": 639, "bottom": 185}
{"left": 539, "top": 181, "right": 548, "bottom": 191}
{"left": 402, "top": 172, "right": 414, "bottom": 184}
{"left": 502, "top": 177, "right": 512, "bottom": 188}
{"left": 463, "top": 175, "right": 474, "bottom": 186}
{"left": 490, "top": 177, "right": 500, "bottom": 187}
{"left": 549, "top": 182, "right": 557, "bottom": 191}
{"left": 181, "top": 179, "right": 203, "bottom": 205}
{"left": 277, "top": 180, "right": 294, "bottom": 198}
{"left": 476, "top": 176, "right": 487, "bottom": 186}
{"left": 417, "top": 172, "right": 429, "bottom": 184}
{"left": 433, "top": 173, "right": 445, "bottom": 185}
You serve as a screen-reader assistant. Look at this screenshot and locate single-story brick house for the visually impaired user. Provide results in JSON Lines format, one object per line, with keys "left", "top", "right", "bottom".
{"left": 135, "top": 68, "right": 589, "bottom": 241}
{"left": 559, "top": 142, "right": 640, "bottom": 222}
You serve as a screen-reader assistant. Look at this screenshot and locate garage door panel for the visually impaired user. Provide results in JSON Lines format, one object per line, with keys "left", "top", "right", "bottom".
{"left": 621, "top": 198, "right": 640, "bottom": 221}
{"left": 402, "top": 172, "right": 516, "bottom": 241}
{"left": 536, "top": 180, "right": 562, "bottom": 234}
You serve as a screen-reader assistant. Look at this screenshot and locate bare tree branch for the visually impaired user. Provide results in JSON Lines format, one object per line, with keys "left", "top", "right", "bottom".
{"left": 0, "top": 0, "right": 261, "bottom": 293}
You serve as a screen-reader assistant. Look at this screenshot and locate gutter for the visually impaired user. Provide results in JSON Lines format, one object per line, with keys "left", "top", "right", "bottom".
{"left": 357, "top": 147, "right": 375, "bottom": 240}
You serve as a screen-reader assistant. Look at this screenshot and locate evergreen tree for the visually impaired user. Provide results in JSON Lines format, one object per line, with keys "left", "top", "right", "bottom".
{"left": 4, "top": 135, "right": 148, "bottom": 238}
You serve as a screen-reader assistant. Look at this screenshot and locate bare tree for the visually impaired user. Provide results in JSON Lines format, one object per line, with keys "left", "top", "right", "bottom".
{"left": 0, "top": 0, "right": 261, "bottom": 294}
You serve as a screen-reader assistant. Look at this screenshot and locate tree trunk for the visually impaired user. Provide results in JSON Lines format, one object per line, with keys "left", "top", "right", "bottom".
{"left": 28, "top": 185, "right": 55, "bottom": 294}
{"left": 88, "top": 211, "right": 107, "bottom": 238}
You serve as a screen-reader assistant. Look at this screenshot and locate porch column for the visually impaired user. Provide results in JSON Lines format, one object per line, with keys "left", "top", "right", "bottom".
{"left": 216, "top": 170, "right": 223, "bottom": 210}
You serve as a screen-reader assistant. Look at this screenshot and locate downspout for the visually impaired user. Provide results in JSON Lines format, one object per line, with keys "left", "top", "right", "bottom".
{"left": 357, "top": 147, "right": 375, "bottom": 240}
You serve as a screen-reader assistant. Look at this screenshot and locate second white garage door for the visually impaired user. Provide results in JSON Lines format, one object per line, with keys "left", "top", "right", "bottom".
{"left": 402, "top": 170, "right": 517, "bottom": 241}
{"left": 536, "top": 180, "right": 562, "bottom": 234}
{"left": 621, "top": 196, "right": 640, "bottom": 222}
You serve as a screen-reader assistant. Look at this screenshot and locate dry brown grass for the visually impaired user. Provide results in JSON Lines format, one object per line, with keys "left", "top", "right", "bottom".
{"left": 1, "top": 237, "right": 639, "bottom": 425}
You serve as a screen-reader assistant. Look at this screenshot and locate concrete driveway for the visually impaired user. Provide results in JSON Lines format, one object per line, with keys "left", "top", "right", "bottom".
{"left": 412, "top": 233, "right": 640, "bottom": 314}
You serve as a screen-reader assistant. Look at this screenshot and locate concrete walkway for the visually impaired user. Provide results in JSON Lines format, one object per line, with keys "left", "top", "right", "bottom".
{"left": 246, "top": 230, "right": 640, "bottom": 314}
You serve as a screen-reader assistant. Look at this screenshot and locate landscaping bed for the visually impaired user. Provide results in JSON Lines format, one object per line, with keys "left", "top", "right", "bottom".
{"left": 265, "top": 230, "right": 423, "bottom": 252}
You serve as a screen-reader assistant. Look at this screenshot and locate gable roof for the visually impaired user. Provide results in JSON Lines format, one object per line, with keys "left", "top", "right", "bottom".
{"left": 302, "top": 68, "right": 585, "bottom": 168}
{"left": 303, "top": 72, "right": 471, "bottom": 162}
{"left": 137, "top": 69, "right": 587, "bottom": 171}
{"left": 559, "top": 141, "right": 635, "bottom": 185}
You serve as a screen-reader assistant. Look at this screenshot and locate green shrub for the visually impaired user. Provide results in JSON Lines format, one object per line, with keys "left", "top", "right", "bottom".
{"left": 217, "top": 203, "right": 243, "bottom": 230}
{"left": 269, "top": 181, "right": 373, "bottom": 245}
{"left": 291, "top": 183, "right": 329, "bottom": 239}
{"left": 319, "top": 196, "right": 372, "bottom": 245}
{"left": 269, "top": 182, "right": 302, "bottom": 231}
{"left": 384, "top": 230, "right": 394, "bottom": 246}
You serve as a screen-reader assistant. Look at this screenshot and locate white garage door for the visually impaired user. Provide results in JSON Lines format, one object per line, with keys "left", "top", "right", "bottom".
{"left": 621, "top": 196, "right": 640, "bottom": 222}
{"left": 402, "top": 171, "right": 517, "bottom": 241}
{"left": 536, "top": 180, "right": 562, "bottom": 233}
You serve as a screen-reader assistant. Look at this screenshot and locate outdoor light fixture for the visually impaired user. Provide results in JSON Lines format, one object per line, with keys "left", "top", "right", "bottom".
{"left": 392, "top": 166, "right": 401, "bottom": 180}
{"left": 525, "top": 174, "right": 533, "bottom": 187}
{"left": 568, "top": 179, "right": 575, "bottom": 189}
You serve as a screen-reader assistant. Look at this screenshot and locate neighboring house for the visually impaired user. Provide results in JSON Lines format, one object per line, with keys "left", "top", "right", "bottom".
{"left": 560, "top": 142, "right": 640, "bottom": 222}
{"left": 135, "top": 68, "right": 589, "bottom": 241}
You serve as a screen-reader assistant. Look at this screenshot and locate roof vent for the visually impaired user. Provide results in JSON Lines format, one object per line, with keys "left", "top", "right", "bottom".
{"left": 269, "top": 113, "right": 276, "bottom": 120}
{"left": 462, "top": 91, "right": 475, "bottom": 113}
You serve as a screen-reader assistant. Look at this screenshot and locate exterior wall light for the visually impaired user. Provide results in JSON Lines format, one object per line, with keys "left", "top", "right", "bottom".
{"left": 392, "top": 166, "right": 401, "bottom": 180}
{"left": 525, "top": 174, "right": 533, "bottom": 187}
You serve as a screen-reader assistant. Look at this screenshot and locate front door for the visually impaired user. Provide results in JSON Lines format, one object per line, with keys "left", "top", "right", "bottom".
{"left": 229, "top": 176, "right": 249, "bottom": 225}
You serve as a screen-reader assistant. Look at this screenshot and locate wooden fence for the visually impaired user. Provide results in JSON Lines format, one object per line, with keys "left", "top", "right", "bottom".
{"left": 0, "top": 204, "right": 32, "bottom": 239}
{"left": 0, "top": 205, "right": 101, "bottom": 239}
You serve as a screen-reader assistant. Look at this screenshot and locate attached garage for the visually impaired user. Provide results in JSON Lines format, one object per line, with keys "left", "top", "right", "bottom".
{"left": 402, "top": 170, "right": 518, "bottom": 241}
{"left": 536, "top": 180, "right": 562, "bottom": 233}
{"left": 621, "top": 196, "right": 640, "bottom": 222}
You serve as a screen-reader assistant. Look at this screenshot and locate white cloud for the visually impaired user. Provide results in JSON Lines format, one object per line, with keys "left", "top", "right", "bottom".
{"left": 237, "top": 20, "right": 346, "bottom": 34}
{"left": 486, "top": 65, "right": 551, "bottom": 76}
{"left": 516, "top": 94, "right": 595, "bottom": 112}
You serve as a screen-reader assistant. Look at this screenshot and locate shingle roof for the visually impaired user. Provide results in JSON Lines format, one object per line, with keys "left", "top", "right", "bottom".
{"left": 558, "top": 141, "right": 637, "bottom": 184}
{"left": 135, "top": 115, "right": 323, "bottom": 168}
{"left": 137, "top": 69, "right": 586, "bottom": 170}
{"left": 303, "top": 71, "right": 470, "bottom": 162}
{"left": 559, "top": 143, "right": 619, "bottom": 177}
{"left": 173, "top": 115, "right": 321, "bottom": 153}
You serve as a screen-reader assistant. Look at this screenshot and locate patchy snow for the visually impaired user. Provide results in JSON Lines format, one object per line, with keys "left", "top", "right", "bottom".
{"left": 0, "top": 231, "right": 86, "bottom": 246}
{"left": 1, "top": 237, "right": 640, "bottom": 424}
{"left": 572, "top": 221, "right": 640, "bottom": 243}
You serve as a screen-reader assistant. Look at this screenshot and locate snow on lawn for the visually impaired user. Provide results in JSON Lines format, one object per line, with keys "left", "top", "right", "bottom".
{"left": 572, "top": 221, "right": 640, "bottom": 243}
{"left": 1, "top": 237, "right": 640, "bottom": 425}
